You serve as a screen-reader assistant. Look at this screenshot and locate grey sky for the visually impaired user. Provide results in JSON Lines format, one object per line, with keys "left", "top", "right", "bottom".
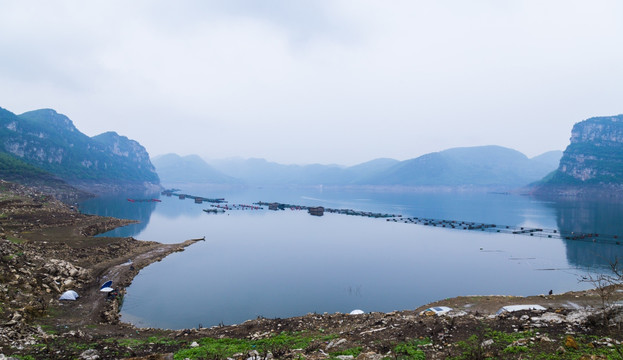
{"left": 1, "top": 1, "right": 622, "bottom": 165}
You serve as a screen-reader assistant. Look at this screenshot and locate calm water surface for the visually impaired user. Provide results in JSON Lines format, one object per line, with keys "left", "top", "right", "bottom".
{"left": 78, "top": 187, "right": 623, "bottom": 329}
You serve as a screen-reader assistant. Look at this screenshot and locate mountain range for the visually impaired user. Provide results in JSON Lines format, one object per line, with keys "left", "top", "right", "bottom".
{"left": 154, "top": 146, "right": 563, "bottom": 190}
{"left": 5, "top": 105, "right": 623, "bottom": 196}
{"left": 0, "top": 107, "right": 159, "bottom": 194}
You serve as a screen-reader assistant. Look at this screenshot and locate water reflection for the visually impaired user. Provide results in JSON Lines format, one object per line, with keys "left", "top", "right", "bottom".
{"left": 78, "top": 192, "right": 160, "bottom": 237}
{"left": 544, "top": 198, "right": 623, "bottom": 270}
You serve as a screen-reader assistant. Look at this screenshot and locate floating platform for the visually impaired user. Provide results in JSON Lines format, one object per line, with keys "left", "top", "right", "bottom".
{"left": 203, "top": 208, "right": 225, "bottom": 214}
{"left": 387, "top": 216, "right": 622, "bottom": 245}
{"left": 127, "top": 198, "right": 161, "bottom": 203}
{"left": 255, "top": 201, "right": 401, "bottom": 219}
{"left": 169, "top": 192, "right": 227, "bottom": 204}
{"left": 308, "top": 206, "right": 324, "bottom": 216}
{"left": 211, "top": 204, "right": 262, "bottom": 210}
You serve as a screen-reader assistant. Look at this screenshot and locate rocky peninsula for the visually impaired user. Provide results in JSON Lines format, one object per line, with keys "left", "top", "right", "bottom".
{"left": 1, "top": 180, "right": 622, "bottom": 360}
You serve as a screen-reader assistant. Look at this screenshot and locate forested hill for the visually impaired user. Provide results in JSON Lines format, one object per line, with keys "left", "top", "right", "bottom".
{"left": 0, "top": 107, "right": 159, "bottom": 193}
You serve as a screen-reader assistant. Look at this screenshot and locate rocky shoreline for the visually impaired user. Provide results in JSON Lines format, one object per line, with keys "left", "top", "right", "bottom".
{"left": 1, "top": 180, "right": 623, "bottom": 359}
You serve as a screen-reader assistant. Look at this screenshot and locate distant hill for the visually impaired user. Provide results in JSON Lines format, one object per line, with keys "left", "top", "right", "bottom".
{"left": 202, "top": 147, "right": 558, "bottom": 189}
{"left": 356, "top": 146, "right": 561, "bottom": 188}
{"left": 207, "top": 158, "right": 345, "bottom": 185}
{"left": 535, "top": 114, "right": 623, "bottom": 196}
{"left": 207, "top": 157, "right": 399, "bottom": 186}
{"left": 531, "top": 150, "right": 564, "bottom": 167}
{"left": 0, "top": 107, "right": 159, "bottom": 193}
{"left": 152, "top": 153, "right": 237, "bottom": 185}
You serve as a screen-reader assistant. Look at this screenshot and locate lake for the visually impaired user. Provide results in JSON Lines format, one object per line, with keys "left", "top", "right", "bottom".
{"left": 78, "top": 186, "right": 623, "bottom": 329}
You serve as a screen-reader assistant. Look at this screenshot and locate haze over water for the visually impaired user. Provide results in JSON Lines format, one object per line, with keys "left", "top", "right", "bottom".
{"left": 79, "top": 187, "right": 623, "bottom": 329}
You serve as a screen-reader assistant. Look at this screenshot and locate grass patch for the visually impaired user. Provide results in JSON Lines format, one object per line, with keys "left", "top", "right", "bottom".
{"left": 45, "top": 306, "right": 60, "bottom": 317}
{"left": 174, "top": 332, "right": 335, "bottom": 360}
{"left": 449, "top": 330, "right": 538, "bottom": 360}
{"left": 104, "top": 336, "right": 180, "bottom": 349}
{"left": 11, "top": 355, "right": 36, "bottom": 360}
{"left": 7, "top": 236, "right": 23, "bottom": 244}
{"left": 393, "top": 338, "right": 430, "bottom": 360}
{"left": 37, "top": 324, "right": 57, "bottom": 335}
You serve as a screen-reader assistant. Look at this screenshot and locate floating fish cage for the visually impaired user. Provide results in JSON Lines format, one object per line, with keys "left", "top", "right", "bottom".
{"left": 308, "top": 206, "right": 325, "bottom": 216}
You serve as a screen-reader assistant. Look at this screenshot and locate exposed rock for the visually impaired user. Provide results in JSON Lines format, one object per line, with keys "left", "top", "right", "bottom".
{"left": 336, "top": 356, "right": 354, "bottom": 360}
{"left": 327, "top": 338, "right": 347, "bottom": 349}
{"left": 80, "top": 348, "right": 100, "bottom": 360}
{"left": 481, "top": 339, "right": 494, "bottom": 347}
{"left": 355, "top": 352, "right": 384, "bottom": 360}
{"left": 0, "top": 354, "right": 19, "bottom": 360}
{"left": 536, "top": 114, "right": 623, "bottom": 196}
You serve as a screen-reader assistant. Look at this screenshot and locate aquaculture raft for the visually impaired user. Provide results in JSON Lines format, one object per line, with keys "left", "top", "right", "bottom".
{"left": 388, "top": 216, "right": 623, "bottom": 245}
{"left": 127, "top": 198, "right": 161, "bottom": 203}
{"left": 255, "top": 201, "right": 401, "bottom": 219}
{"left": 166, "top": 192, "right": 227, "bottom": 204}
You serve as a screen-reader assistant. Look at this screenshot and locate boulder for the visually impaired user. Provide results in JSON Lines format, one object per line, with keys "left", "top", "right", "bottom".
{"left": 80, "top": 349, "right": 100, "bottom": 360}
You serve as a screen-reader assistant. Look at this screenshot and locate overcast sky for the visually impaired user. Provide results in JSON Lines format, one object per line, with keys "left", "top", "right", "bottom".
{"left": 1, "top": 1, "right": 622, "bottom": 165}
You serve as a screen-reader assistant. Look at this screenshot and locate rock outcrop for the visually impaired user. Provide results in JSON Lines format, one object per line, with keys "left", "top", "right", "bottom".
{"left": 535, "top": 114, "right": 623, "bottom": 197}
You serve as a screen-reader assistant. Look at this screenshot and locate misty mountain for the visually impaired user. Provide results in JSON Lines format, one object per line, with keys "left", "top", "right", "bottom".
{"left": 152, "top": 153, "right": 237, "bottom": 184}
{"left": 207, "top": 157, "right": 401, "bottom": 186}
{"left": 0, "top": 107, "right": 159, "bottom": 192}
{"left": 357, "top": 146, "right": 562, "bottom": 188}
{"left": 156, "top": 146, "right": 560, "bottom": 189}
{"left": 205, "top": 158, "right": 342, "bottom": 185}
{"left": 204, "top": 147, "right": 558, "bottom": 188}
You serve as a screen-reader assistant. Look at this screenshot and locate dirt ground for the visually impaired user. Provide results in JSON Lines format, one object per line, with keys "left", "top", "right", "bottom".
{"left": 1, "top": 180, "right": 623, "bottom": 359}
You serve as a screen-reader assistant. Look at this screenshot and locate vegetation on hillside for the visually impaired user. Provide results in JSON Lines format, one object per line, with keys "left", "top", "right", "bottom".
{"left": 0, "top": 107, "right": 159, "bottom": 186}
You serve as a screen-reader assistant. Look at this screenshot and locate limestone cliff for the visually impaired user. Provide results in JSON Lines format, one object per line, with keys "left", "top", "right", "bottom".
{"left": 536, "top": 114, "right": 623, "bottom": 196}
{"left": 0, "top": 107, "right": 159, "bottom": 193}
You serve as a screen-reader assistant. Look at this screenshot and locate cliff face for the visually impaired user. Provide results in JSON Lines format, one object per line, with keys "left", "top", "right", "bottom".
{"left": 536, "top": 114, "right": 623, "bottom": 196}
{"left": 0, "top": 107, "right": 159, "bottom": 193}
{"left": 557, "top": 115, "right": 623, "bottom": 184}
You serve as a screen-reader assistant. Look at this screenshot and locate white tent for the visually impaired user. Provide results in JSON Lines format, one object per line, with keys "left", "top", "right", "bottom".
{"left": 59, "top": 290, "right": 79, "bottom": 301}
{"left": 100, "top": 287, "right": 114, "bottom": 293}
{"left": 349, "top": 309, "right": 365, "bottom": 315}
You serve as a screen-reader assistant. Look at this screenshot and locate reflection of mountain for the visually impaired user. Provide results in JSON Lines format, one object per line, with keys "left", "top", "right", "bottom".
{"left": 78, "top": 193, "right": 160, "bottom": 237}
{"left": 546, "top": 198, "right": 623, "bottom": 269}
{"left": 154, "top": 194, "right": 209, "bottom": 219}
